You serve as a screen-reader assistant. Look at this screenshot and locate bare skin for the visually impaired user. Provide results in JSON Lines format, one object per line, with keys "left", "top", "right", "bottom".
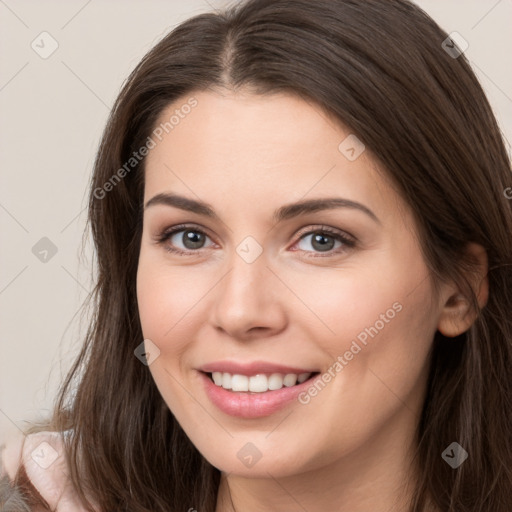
{"left": 136, "top": 89, "right": 488, "bottom": 512}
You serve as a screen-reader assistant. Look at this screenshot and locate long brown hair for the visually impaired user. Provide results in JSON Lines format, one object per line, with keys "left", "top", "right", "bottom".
{"left": 12, "top": 0, "right": 512, "bottom": 510}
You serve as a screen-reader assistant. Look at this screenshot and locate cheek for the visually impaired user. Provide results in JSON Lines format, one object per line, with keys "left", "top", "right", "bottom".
{"left": 279, "top": 260, "right": 410, "bottom": 353}
{"left": 136, "top": 253, "right": 208, "bottom": 347}
{"left": 290, "top": 251, "right": 437, "bottom": 408}
{"left": 285, "top": 271, "right": 436, "bottom": 465}
{"left": 136, "top": 255, "right": 201, "bottom": 411}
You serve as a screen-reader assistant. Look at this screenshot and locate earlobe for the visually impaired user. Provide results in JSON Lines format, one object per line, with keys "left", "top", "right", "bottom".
{"left": 437, "top": 243, "right": 489, "bottom": 338}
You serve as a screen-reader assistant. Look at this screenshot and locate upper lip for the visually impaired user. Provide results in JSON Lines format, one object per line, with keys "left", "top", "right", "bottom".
{"left": 199, "top": 360, "right": 318, "bottom": 376}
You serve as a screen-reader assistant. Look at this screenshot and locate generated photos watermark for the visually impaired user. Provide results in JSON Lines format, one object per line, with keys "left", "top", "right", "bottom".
{"left": 298, "top": 301, "right": 403, "bottom": 404}
{"left": 93, "top": 97, "right": 198, "bottom": 200}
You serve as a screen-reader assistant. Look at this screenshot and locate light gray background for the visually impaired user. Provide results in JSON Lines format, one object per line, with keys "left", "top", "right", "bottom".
{"left": 1, "top": 0, "right": 511, "bottom": 442}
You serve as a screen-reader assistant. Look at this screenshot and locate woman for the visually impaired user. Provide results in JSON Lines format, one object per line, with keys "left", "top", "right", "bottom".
{"left": 1, "top": 0, "right": 511, "bottom": 510}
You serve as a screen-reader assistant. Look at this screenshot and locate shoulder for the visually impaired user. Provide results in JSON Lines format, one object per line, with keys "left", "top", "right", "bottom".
{"left": 1, "top": 429, "right": 97, "bottom": 511}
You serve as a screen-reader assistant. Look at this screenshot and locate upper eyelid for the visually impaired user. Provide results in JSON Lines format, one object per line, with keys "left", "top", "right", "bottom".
{"left": 295, "top": 224, "right": 355, "bottom": 241}
{"left": 158, "top": 223, "right": 215, "bottom": 242}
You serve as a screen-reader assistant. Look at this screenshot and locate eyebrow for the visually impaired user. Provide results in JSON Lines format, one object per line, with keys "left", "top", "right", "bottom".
{"left": 144, "top": 193, "right": 381, "bottom": 224}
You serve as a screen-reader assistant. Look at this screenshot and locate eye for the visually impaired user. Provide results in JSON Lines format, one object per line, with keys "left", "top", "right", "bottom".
{"left": 292, "top": 225, "right": 356, "bottom": 257}
{"left": 155, "top": 224, "right": 215, "bottom": 255}
{"left": 155, "top": 223, "right": 356, "bottom": 258}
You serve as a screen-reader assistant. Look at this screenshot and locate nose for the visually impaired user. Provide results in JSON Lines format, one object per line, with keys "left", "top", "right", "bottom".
{"left": 211, "top": 249, "right": 288, "bottom": 341}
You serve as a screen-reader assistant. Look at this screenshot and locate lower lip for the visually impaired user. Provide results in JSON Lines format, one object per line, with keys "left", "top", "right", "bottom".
{"left": 199, "top": 371, "right": 317, "bottom": 418}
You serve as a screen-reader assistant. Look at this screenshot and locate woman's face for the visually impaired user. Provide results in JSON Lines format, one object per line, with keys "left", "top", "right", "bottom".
{"left": 137, "top": 89, "right": 444, "bottom": 478}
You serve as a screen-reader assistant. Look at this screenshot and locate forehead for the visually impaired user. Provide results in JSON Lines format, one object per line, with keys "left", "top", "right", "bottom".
{"left": 143, "top": 89, "right": 400, "bottom": 225}
{"left": 147, "top": 89, "right": 351, "bottom": 167}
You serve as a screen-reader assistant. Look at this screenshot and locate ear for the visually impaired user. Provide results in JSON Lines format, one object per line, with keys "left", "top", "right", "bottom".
{"left": 437, "top": 243, "right": 489, "bottom": 337}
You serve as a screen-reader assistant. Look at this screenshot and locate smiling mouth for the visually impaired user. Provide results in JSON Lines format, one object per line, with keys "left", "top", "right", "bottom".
{"left": 204, "top": 371, "right": 320, "bottom": 393}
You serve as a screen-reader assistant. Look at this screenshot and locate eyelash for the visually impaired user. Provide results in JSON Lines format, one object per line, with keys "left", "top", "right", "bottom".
{"left": 155, "top": 223, "right": 356, "bottom": 258}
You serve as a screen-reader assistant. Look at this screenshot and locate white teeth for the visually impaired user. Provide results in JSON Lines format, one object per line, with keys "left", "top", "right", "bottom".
{"left": 222, "top": 373, "right": 232, "bottom": 390}
{"left": 210, "top": 371, "right": 312, "bottom": 392}
{"left": 231, "top": 374, "right": 249, "bottom": 392}
{"left": 297, "top": 372, "right": 310, "bottom": 383}
{"left": 249, "top": 374, "right": 268, "bottom": 392}
{"left": 283, "top": 373, "right": 297, "bottom": 387}
{"left": 268, "top": 373, "right": 284, "bottom": 390}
